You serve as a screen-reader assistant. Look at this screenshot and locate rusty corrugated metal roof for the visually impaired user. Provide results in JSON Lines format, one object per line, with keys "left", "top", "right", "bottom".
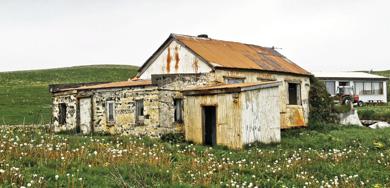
{"left": 183, "top": 81, "right": 281, "bottom": 96}
{"left": 173, "top": 34, "right": 311, "bottom": 76}
{"left": 57, "top": 80, "right": 153, "bottom": 92}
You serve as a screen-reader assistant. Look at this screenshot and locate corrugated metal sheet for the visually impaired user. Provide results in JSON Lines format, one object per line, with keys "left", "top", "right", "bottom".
{"left": 173, "top": 34, "right": 311, "bottom": 76}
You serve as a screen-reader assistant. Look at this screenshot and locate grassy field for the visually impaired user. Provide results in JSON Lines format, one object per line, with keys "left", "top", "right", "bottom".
{"left": 0, "top": 65, "right": 138, "bottom": 125}
{"left": 1, "top": 124, "right": 390, "bottom": 187}
{"left": 1, "top": 66, "right": 390, "bottom": 187}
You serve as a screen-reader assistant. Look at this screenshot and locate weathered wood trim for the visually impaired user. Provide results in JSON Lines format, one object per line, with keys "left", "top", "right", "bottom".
{"left": 52, "top": 90, "right": 77, "bottom": 96}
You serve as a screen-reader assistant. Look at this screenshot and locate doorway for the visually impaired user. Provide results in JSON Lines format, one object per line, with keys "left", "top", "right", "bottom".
{"left": 202, "top": 106, "right": 216, "bottom": 146}
{"left": 339, "top": 81, "right": 350, "bottom": 86}
{"left": 79, "top": 98, "right": 92, "bottom": 134}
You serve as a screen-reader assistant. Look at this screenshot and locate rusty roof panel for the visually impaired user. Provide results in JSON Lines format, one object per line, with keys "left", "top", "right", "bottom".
{"left": 173, "top": 34, "right": 311, "bottom": 75}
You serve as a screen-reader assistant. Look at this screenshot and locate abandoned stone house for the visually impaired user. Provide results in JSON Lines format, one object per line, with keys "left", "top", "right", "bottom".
{"left": 49, "top": 34, "right": 311, "bottom": 149}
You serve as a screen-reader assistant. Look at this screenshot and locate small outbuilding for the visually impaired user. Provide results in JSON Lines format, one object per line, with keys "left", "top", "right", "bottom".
{"left": 183, "top": 82, "right": 281, "bottom": 148}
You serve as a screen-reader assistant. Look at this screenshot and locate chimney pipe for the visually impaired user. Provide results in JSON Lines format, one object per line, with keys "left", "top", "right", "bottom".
{"left": 197, "top": 34, "right": 208, "bottom": 38}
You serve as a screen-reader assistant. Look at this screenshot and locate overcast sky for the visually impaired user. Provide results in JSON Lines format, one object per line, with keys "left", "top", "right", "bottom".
{"left": 0, "top": 0, "right": 389, "bottom": 72}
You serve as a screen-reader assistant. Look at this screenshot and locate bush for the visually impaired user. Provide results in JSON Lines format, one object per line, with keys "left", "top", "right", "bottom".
{"left": 358, "top": 110, "right": 376, "bottom": 120}
{"left": 308, "top": 77, "right": 338, "bottom": 124}
{"left": 160, "top": 132, "right": 185, "bottom": 143}
{"left": 333, "top": 104, "right": 352, "bottom": 113}
{"left": 358, "top": 109, "right": 390, "bottom": 122}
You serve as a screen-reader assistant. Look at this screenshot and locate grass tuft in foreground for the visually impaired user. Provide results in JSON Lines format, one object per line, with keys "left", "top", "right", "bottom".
{"left": 1, "top": 125, "right": 390, "bottom": 187}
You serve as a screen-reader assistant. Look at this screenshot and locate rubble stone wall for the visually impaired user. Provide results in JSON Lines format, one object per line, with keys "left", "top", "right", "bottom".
{"left": 52, "top": 92, "right": 78, "bottom": 132}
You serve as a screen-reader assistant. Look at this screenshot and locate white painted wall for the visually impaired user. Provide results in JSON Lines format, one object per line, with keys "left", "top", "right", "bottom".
{"left": 139, "top": 40, "right": 212, "bottom": 79}
{"left": 323, "top": 79, "right": 387, "bottom": 103}
{"left": 359, "top": 81, "right": 387, "bottom": 103}
{"left": 79, "top": 97, "right": 92, "bottom": 134}
{"left": 241, "top": 86, "right": 281, "bottom": 145}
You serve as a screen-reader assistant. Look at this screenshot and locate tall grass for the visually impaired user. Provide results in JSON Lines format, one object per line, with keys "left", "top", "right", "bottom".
{"left": 1, "top": 125, "right": 390, "bottom": 187}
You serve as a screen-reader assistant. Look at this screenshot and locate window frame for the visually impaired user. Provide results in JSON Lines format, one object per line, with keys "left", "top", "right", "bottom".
{"left": 58, "top": 103, "right": 67, "bottom": 125}
{"left": 106, "top": 101, "right": 115, "bottom": 123}
{"left": 174, "top": 98, "right": 184, "bottom": 123}
{"left": 356, "top": 81, "right": 384, "bottom": 95}
{"left": 223, "top": 76, "right": 245, "bottom": 84}
{"left": 287, "top": 82, "right": 301, "bottom": 105}
{"left": 135, "top": 99, "right": 144, "bottom": 123}
{"left": 324, "top": 81, "right": 336, "bottom": 96}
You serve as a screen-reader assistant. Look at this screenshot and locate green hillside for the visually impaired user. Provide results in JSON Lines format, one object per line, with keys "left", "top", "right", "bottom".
{"left": 0, "top": 65, "right": 138, "bottom": 125}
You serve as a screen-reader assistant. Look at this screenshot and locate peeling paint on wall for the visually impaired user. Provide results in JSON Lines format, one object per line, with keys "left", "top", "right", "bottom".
{"left": 166, "top": 47, "right": 172, "bottom": 73}
{"left": 174, "top": 46, "right": 180, "bottom": 72}
{"left": 139, "top": 40, "right": 212, "bottom": 79}
{"left": 214, "top": 69, "right": 310, "bottom": 128}
{"left": 193, "top": 58, "right": 199, "bottom": 73}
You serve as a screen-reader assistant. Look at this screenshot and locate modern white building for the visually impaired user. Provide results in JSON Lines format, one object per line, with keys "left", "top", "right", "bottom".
{"left": 314, "top": 72, "right": 388, "bottom": 103}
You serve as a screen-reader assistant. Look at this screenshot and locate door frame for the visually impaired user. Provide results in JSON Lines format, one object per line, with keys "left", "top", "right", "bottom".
{"left": 77, "top": 96, "right": 94, "bottom": 134}
{"left": 201, "top": 105, "right": 217, "bottom": 146}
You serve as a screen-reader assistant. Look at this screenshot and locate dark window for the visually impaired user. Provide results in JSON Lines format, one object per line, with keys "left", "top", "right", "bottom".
{"left": 174, "top": 99, "right": 183, "bottom": 123}
{"left": 136, "top": 100, "right": 144, "bottom": 122}
{"left": 106, "top": 101, "right": 115, "bottom": 122}
{"left": 288, "top": 83, "right": 301, "bottom": 105}
{"left": 339, "top": 81, "right": 350, "bottom": 86}
{"left": 59, "top": 103, "right": 67, "bottom": 125}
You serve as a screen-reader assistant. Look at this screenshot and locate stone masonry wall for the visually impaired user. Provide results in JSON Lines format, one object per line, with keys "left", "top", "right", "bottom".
{"left": 90, "top": 86, "right": 165, "bottom": 136}
{"left": 52, "top": 92, "right": 78, "bottom": 132}
{"left": 152, "top": 73, "right": 215, "bottom": 130}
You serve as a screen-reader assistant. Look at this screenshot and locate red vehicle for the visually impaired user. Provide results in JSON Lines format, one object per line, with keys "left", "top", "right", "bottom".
{"left": 336, "top": 86, "right": 364, "bottom": 106}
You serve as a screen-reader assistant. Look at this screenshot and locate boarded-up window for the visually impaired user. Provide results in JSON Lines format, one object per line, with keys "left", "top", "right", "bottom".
{"left": 106, "top": 101, "right": 115, "bottom": 122}
{"left": 224, "top": 77, "right": 245, "bottom": 84}
{"left": 288, "top": 83, "right": 301, "bottom": 105}
{"left": 59, "top": 103, "right": 67, "bottom": 125}
{"left": 325, "top": 81, "right": 336, "bottom": 96}
{"left": 257, "top": 77, "right": 277, "bottom": 82}
{"left": 174, "top": 99, "right": 183, "bottom": 123}
{"left": 136, "top": 100, "right": 144, "bottom": 122}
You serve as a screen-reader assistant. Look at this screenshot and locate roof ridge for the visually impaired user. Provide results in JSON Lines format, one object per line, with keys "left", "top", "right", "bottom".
{"left": 171, "top": 33, "right": 277, "bottom": 52}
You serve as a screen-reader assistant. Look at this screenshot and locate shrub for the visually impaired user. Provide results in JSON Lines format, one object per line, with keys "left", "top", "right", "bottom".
{"left": 160, "top": 132, "right": 185, "bottom": 144}
{"left": 308, "top": 77, "right": 338, "bottom": 124}
{"left": 333, "top": 104, "right": 352, "bottom": 113}
{"left": 358, "top": 110, "right": 376, "bottom": 120}
{"left": 358, "top": 109, "right": 390, "bottom": 122}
